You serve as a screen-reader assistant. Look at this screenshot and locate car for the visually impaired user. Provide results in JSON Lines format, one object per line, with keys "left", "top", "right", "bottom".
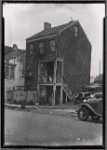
{"left": 77, "top": 92, "right": 103, "bottom": 121}
{"left": 74, "top": 84, "right": 102, "bottom": 104}
{"left": 74, "top": 92, "right": 92, "bottom": 104}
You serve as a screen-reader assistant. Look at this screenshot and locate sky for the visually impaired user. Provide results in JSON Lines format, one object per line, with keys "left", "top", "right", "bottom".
{"left": 3, "top": 3, "right": 105, "bottom": 77}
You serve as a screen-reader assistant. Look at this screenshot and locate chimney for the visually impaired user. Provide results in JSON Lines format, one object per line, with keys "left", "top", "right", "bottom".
{"left": 13, "top": 44, "right": 18, "bottom": 51}
{"left": 69, "top": 18, "right": 73, "bottom": 24}
{"left": 44, "top": 22, "right": 51, "bottom": 30}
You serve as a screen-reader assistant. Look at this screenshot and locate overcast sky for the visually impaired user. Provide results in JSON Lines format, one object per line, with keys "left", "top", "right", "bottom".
{"left": 3, "top": 3, "right": 105, "bottom": 77}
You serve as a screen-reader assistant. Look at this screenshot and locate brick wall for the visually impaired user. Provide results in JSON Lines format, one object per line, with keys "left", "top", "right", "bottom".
{"left": 58, "top": 22, "right": 91, "bottom": 93}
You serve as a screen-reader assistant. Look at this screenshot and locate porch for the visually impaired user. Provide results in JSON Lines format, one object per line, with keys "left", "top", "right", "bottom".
{"left": 37, "top": 59, "right": 73, "bottom": 105}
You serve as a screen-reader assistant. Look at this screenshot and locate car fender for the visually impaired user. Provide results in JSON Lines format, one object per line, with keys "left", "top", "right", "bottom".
{"left": 79, "top": 103, "right": 102, "bottom": 117}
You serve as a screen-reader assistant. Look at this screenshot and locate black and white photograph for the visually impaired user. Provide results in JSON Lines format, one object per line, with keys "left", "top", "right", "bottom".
{"left": 2, "top": 2, "right": 105, "bottom": 147}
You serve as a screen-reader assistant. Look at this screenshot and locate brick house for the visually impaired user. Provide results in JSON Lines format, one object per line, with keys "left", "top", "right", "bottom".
{"left": 25, "top": 20, "right": 91, "bottom": 105}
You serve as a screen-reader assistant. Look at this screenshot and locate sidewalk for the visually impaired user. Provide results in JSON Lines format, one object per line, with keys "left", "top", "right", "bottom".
{"left": 5, "top": 102, "right": 78, "bottom": 117}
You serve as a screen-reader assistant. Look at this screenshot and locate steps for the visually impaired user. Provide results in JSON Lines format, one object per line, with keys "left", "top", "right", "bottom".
{"left": 63, "top": 80, "right": 73, "bottom": 102}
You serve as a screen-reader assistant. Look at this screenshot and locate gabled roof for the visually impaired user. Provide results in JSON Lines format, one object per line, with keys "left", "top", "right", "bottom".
{"left": 5, "top": 46, "right": 14, "bottom": 55}
{"left": 5, "top": 47, "right": 25, "bottom": 60}
{"left": 26, "top": 20, "right": 78, "bottom": 41}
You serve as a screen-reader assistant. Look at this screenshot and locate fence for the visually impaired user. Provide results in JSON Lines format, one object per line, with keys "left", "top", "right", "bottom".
{"left": 7, "top": 90, "right": 38, "bottom": 105}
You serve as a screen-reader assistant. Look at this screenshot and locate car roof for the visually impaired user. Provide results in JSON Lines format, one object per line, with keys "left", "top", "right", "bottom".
{"left": 85, "top": 85, "right": 102, "bottom": 88}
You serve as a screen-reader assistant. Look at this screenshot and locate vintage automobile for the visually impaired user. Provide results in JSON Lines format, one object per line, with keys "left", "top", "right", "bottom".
{"left": 74, "top": 84, "right": 102, "bottom": 104}
{"left": 77, "top": 92, "right": 103, "bottom": 121}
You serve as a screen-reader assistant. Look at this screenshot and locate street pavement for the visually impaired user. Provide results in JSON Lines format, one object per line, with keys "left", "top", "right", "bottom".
{"left": 4, "top": 108, "right": 103, "bottom": 146}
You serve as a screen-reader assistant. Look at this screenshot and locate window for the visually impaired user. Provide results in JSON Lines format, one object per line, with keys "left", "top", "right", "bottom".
{"left": 29, "top": 44, "right": 33, "bottom": 55}
{"left": 75, "top": 26, "right": 79, "bottom": 38}
{"left": 5, "top": 66, "right": 9, "bottom": 78}
{"left": 5, "top": 65, "right": 15, "bottom": 79}
{"left": 10, "top": 67, "right": 15, "bottom": 78}
{"left": 50, "top": 40, "right": 55, "bottom": 51}
{"left": 39, "top": 43, "right": 43, "bottom": 53}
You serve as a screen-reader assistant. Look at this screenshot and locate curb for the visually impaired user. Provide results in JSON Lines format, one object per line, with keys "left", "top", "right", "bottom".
{"left": 5, "top": 103, "right": 77, "bottom": 117}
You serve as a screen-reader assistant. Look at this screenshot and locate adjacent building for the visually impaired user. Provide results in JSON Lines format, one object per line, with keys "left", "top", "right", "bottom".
{"left": 25, "top": 20, "right": 91, "bottom": 105}
{"left": 5, "top": 44, "right": 25, "bottom": 101}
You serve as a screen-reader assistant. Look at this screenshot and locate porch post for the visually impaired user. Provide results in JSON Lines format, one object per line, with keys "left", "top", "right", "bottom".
{"left": 60, "top": 86, "right": 63, "bottom": 104}
{"left": 37, "top": 62, "right": 40, "bottom": 104}
{"left": 37, "top": 84, "right": 39, "bottom": 103}
{"left": 52, "top": 60, "right": 56, "bottom": 105}
{"left": 52, "top": 85, "right": 55, "bottom": 105}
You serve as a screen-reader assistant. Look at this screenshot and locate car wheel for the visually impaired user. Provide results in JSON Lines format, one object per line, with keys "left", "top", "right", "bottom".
{"left": 77, "top": 107, "right": 89, "bottom": 121}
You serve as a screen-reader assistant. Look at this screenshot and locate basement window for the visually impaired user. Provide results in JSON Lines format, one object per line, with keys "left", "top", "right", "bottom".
{"left": 50, "top": 40, "right": 55, "bottom": 52}
{"left": 29, "top": 44, "right": 33, "bottom": 55}
{"left": 39, "top": 42, "right": 44, "bottom": 54}
{"left": 74, "top": 26, "right": 79, "bottom": 38}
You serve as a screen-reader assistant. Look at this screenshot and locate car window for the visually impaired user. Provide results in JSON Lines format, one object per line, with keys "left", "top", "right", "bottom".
{"left": 83, "top": 86, "right": 102, "bottom": 93}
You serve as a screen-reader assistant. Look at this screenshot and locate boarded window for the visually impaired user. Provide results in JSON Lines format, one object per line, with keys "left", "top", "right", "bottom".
{"left": 50, "top": 40, "right": 55, "bottom": 51}
{"left": 39, "top": 43, "right": 44, "bottom": 53}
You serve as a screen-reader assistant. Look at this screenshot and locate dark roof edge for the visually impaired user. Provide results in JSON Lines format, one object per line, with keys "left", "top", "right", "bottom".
{"left": 5, "top": 49, "right": 25, "bottom": 60}
{"left": 26, "top": 30, "right": 44, "bottom": 41}
{"left": 26, "top": 33, "right": 58, "bottom": 42}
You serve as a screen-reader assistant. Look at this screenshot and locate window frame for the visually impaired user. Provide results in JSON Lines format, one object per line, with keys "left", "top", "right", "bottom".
{"left": 5, "top": 66, "right": 10, "bottom": 78}
{"left": 29, "top": 44, "right": 34, "bottom": 55}
{"left": 39, "top": 42, "right": 44, "bottom": 54}
{"left": 74, "top": 26, "right": 79, "bottom": 38}
{"left": 10, "top": 66, "right": 15, "bottom": 79}
{"left": 50, "top": 40, "right": 55, "bottom": 52}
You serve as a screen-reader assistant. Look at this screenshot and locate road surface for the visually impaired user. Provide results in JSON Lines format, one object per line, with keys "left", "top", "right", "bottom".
{"left": 4, "top": 108, "right": 103, "bottom": 146}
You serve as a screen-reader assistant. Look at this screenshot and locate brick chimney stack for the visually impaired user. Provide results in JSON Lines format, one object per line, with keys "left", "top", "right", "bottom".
{"left": 69, "top": 18, "right": 73, "bottom": 24}
{"left": 44, "top": 22, "right": 51, "bottom": 30}
{"left": 13, "top": 44, "right": 18, "bottom": 51}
